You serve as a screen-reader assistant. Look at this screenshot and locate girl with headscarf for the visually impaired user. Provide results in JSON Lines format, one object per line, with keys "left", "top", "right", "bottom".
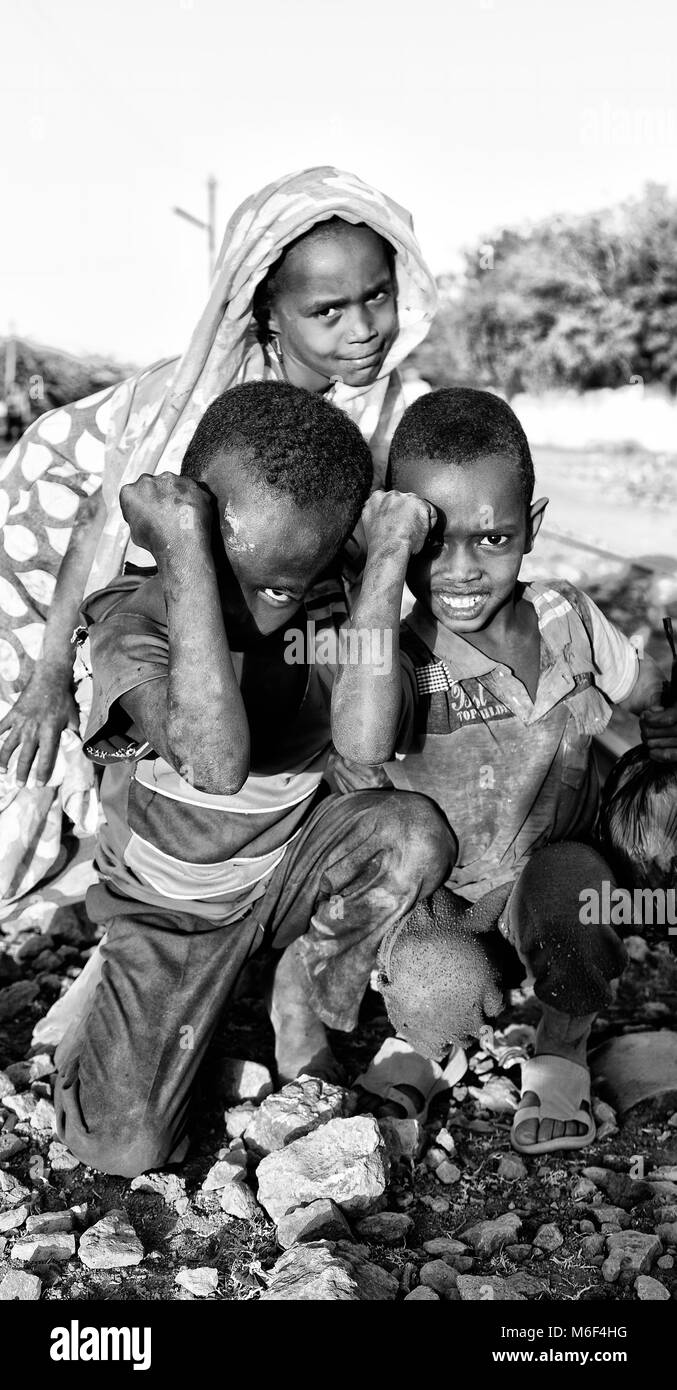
{"left": 0, "top": 167, "right": 437, "bottom": 901}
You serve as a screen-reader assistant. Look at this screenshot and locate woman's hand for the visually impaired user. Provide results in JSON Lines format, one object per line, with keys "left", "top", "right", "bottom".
{"left": 0, "top": 665, "right": 78, "bottom": 786}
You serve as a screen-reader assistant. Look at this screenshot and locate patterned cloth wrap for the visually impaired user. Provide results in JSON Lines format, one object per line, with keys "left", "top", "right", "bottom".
{"left": 0, "top": 167, "right": 436, "bottom": 901}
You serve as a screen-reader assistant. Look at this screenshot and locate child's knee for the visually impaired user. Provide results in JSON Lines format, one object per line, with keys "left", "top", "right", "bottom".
{"left": 385, "top": 792, "right": 457, "bottom": 893}
{"left": 508, "top": 842, "right": 628, "bottom": 1015}
{"left": 54, "top": 1074, "right": 173, "bottom": 1179}
{"left": 377, "top": 887, "right": 507, "bottom": 1057}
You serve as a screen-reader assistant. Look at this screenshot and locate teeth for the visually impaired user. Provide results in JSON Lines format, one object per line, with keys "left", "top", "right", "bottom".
{"left": 439, "top": 594, "right": 483, "bottom": 610}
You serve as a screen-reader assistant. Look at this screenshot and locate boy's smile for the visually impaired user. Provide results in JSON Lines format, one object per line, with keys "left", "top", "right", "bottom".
{"left": 268, "top": 224, "right": 398, "bottom": 393}
{"left": 395, "top": 453, "right": 547, "bottom": 641}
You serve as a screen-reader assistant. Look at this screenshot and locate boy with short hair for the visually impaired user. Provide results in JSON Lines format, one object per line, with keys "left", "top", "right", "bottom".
{"left": 332, "top": 387, "right": 677, "bottom": 1153}
{"left": 54, "top": 381, "right": 452, "bottom": 1178}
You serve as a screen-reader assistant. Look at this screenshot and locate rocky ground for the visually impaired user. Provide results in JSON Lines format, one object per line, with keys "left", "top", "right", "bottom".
{"left": 1, "top": 905, "right": 677, "bottom": 1304}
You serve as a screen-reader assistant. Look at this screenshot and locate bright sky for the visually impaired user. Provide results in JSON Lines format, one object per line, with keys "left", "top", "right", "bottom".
{"left": 2, "top": 0, "right": 676, "bottom": 364}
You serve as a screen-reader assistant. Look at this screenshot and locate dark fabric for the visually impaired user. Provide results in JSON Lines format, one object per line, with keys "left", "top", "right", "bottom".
{"left": 54, "top": 787, "right": 453, "bottom": 1177}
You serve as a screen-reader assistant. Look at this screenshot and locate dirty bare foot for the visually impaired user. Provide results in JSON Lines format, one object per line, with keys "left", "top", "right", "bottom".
{"left": 269, "top": 940, "right": 342, "bottom": 1085}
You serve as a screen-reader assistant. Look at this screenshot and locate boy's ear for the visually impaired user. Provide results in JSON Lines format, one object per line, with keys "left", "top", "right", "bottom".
{"left": 525, "top": 495, "right": 548, "bottom": 553}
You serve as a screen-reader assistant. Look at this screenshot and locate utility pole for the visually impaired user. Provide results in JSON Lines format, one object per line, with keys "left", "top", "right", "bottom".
{"left": 172, "top": 176, "right": 218, "bottom": 283}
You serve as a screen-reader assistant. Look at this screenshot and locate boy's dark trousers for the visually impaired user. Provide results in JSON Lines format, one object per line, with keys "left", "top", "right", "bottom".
{"left": 54, "top": 789, "right": 453, "bottom": 1178}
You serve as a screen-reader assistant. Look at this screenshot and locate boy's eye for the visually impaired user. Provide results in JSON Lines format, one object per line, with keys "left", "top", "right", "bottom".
{"left": 479, "top": 534, "right": 510, "bottom": 549}
{"left": 368, "top": 289, "right": 391, "bottom": 304}
{"left": 315, "top": 306, "right": 341, "bottom": 321}
{"left": 259, "top": 587, "right": 296, "bottom": 607}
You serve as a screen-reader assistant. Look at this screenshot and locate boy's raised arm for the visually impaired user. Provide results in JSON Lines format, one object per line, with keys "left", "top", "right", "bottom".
{"left": 118, "top": 475, "right": 251, "bottom": 794}
{"left": 331, "top": 489, "right": 435, "bottom": 765}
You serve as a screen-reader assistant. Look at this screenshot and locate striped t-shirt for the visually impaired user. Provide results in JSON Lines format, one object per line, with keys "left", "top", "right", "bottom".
{"left": 80, "top": 576, "right": 338, "bottom": 922}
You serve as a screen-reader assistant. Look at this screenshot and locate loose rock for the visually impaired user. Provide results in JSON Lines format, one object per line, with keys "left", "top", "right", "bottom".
{"left": 419, "top": 1260, "right": 458, "bottom": 1299}
{"left": 498, "top": 1154, "right": 527, "bottom": 1182}
{"left": 215, "top": 1058, "right": 274, "bottom": 1103}
{"left": 423, "top": 1237, "right": 468, "bottom": 1258}
{"left": 12, "top": 1232, "right": 75, "bottom": 1264}
{"left": 0, "top": 1204, "right": 28, "bottom": 1233}
{"left": 435, "top": 1160, "right": 461, "bottom": 1185}
{"left": 355, "top": 1212, "right": 413, "bottom": 1244}
{"left": 602, "top": 1231, "right": 662, "bottom": 1283}
{"left": 219, "top": 1184, "right": 259, "bottom": 1220}
{"left": 175, "top": 1266, "right": 219, "bottom": 1297}
{"left": 656, "top": 1221, "right": 677, "bottom": 1245}
{"left": 377, "top": 1117, "right": 422, "bottom": 1162}
{"left": 462, "top": 1212, "right": 522, "bottom": 1255}
{"left": 202, "top": 1156, "right": 247, "bottom": 1191}
{"left": 636, "top": 1274, "right": 670, "bottom": 1301}
{"left": 0, "top": 1269, "right": 42, "bottom": 1300}
{"left": 0, "top": 981, "right": 39, "bottom": 1021}
{"left": 533, "top": 1223, "right": 564, "bottom": 1252}
{"left": 260, "top": 1240, "right": 398, "bottom": 1301}
{"left": 25, "top": 1210, "right": 74, "bottom": 1234}
{"left": 47, "top": 1141, "right": 80, "bottom": 1172}
{"left": 243, "top": 1077, "right": 348, "bottom": 1156}
{"left": 256, "top": 1116, "right": 388, "bottom": 1223}
{"left": 224, "top": 1104, "right": 256, "bottom": 1140}
{"left": 277, "top": 1199, "right": 352, "bottom": 1249}
{"left": 78, "top": 1209, "right": 144, "bottom": 1270}
{"left": 457, "top": 1274, "right": 525, "bottom": 1301}
{"left": 405, "top": 1285, "right": 439, "bottom": 1300}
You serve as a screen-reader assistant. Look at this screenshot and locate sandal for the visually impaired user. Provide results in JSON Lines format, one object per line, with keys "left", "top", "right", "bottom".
{"left": 353, "top": 1036, "right": 467, "bottom": 1123}
{"left": 511, "top": 1054, "right": 596, "bottom": 1155}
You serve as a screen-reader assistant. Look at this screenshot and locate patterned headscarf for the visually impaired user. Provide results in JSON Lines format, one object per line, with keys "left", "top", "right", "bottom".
{"left": 88, "top": 166, "right": 437, "bottom": 590}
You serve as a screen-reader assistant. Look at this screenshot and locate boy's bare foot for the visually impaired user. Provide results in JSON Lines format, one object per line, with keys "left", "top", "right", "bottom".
{"left": 269, "top": 940, "right": 342, "bottom": 1086}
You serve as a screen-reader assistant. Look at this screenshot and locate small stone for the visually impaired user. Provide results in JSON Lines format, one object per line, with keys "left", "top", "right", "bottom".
{"left": 636, "top": 1274, "right": 670, "bottom": 1300}
{"left": 2, "top": 1093, "right": 38, "bottom": 1122}
{"left": 0, "top": 981, "right": 39, "bottom": 1022}
{"left": 224, "top": 1104, "right": 256, "bottom": 1140}
{"left": 657, "top": 1255, "right": 674, "bottom": 1269}
{"left": 12, "top": 1232, "right": 75, "bottom": 1264}
{"left": 405, "top": 1285, "right": 440, "bottom": 1300}
{"left": 0, "top": 1134, "right": 27, "bottom": 1162}
{"left": 0, "top": 1071, "right": 15, "bottom": 1097}
{"left": 214, "top": 1058, "right": 274, "bottom": 1103}
{"left": 256, "top": 1115, "right": 388, "bottom": 1223}
{"left": 425, "top": 1145, "right": 448, "bottom": 1170}
{"left": 497, "top": 1154, "right": 527, "bottom": 1182}
{"left": 423, "top": 1237, "right": 468, "bottom": 1258}
{"left": 78, "top": 1209, "right": 144, "bottom": 1269}
{"left": 244, "top": 1077, "right": 349, "bottom": 1157}
{"left": 130, "top": 1172, "right": 185, "bottom": 1205}
{"left": 277, "top": 1199, "right": 352, "bottom": 1249}
{"left": 452, "top": 1085, "right": 467, "bottom": 1102}
{"left": 533, "top": 1222, "right": 564, "bottom": 1252}
{"left": 29, "top": 1098, "right": 56, "bottom": 1133}
{"left": 435, "top": 1127, "right": 456, "bottom": 1155}
{"left": 0, "top": 1269, "right": 42, "bottom": 1300}
{"left": 579, "top": 1219, "right": 596, "bottom": 1235}
{"left": 419, "top": 1195, "right": 450, "bottom": 1214}
{"left": 468, "top": 1075, "right": 519, "bottom": 1114}
{"left": 573, "top": 1177, "right": 598, "bottom": 1201}
{"left": 435, "top": 1160, "right": 461, "bottom": 1186}
{"left": 581, "top": 1234, "right": 606, "bottom": 1258}
{"left": 202, "top": 1156, "right": 247, "bottom": 1192}
{"left": 175, "top": 1266, "right": 219, "bottom": 1297}
{"left": 602, "top": 1231, "right": 662, "bottom": 1283}
{"left": 668, "top": 1113, "right": 677, "bottom": 1128}
{"left": 624, "top": 935, "right": 649, "bottom": 963}
{"left": 462, "top": 1212, "right": 522, "bottom": 1255}
{"left": 505, "top": 1244, "right": 532, "bottom": 1264}
{"left": 47, "top": 1141, "right": 80, "bottom": 1172}
{"left": 25, "top": 1210, "right": 74, "bottom": 1234}
{"left": 656, "top": 1221, "right": 677, "bottom": 1245}
{"left": 0, "top": 1204, "right": 28, "bottom": 1233}
{"left": 592, "top": 1099, "right": 618, "bottom": 1139}
{"left": 354, "top": 1212, "right": 413, "bottom": 1245}
{"left": 377, "top": 1117, "right": 422, "bottom": 1162}
{"left": 590, "top": 1205, "right": 631, "bottom": 1229}
{"left": 419, "top": 1260, "right": 458, "bottom": 1299}
{"left": 220, "top": 1184, "right": 259, "bottom": 1220}
{"left": 260, "top": 1240, "right": 398, "bottom": 1301}
{"left": 0, "top": 1173, "right": 31, "bottom": 1207}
